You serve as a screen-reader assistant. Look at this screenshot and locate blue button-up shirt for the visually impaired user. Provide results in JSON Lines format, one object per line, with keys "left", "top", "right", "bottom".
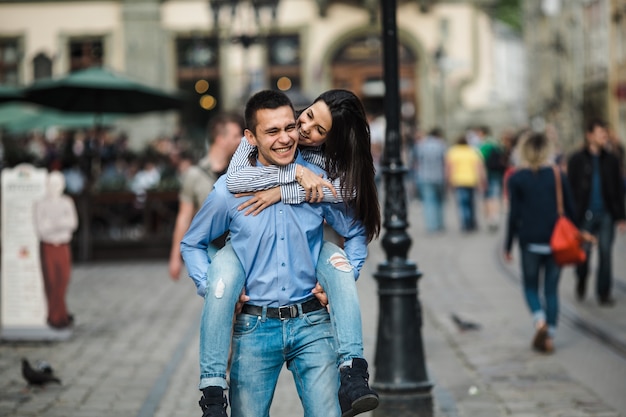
{"left": 181, "top": 152, "right": 368, "bottom": 307}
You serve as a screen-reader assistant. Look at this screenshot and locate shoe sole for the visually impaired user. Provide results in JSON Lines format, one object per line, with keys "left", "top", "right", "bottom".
{"left": 341, "top": 394, "right": 379, "bottom": 417}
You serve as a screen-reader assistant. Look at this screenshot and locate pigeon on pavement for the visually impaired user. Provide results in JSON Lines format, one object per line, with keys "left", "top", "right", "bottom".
{"left": 21, "top": 358, "right": 62, "bottom": 386}
{"left": 451, "top": 313, "right": 481, "bottom": 331}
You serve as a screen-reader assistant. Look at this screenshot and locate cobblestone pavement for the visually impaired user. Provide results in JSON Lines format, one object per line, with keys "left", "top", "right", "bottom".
{"left": 1, "top": 199, "right": 625, "bottom": 417}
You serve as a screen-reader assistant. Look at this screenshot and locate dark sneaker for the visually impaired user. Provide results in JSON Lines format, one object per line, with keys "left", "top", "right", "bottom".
{"left": 532, "top": 324, "right": 549, "bottom": 352}
{"left": 575, "top": 279, "right": 586, "bottom": 301}
{"left": 198, "top": 386, "right": 228, "bottom": 417}
{"left": 598, "top": 296, "right": 616, "bottom": 307}
{"left": 338, "top": 358, "right": 379, "bottom": 417}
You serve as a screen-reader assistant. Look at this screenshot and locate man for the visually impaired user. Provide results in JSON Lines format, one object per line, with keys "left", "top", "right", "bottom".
{"left": 181, "top": 90, "right": 369, "bottom": 417}
{"left": 412, "top": 127, "right": 447, "bottom": 233}
{"left": 567, "top": 119, "right": 626, "bottom": 306}
{"left": 168, "top": 112, "right": 244, "bottom": 280}
{"left": 445, "top": 136, "right": 486, "bottom": 232}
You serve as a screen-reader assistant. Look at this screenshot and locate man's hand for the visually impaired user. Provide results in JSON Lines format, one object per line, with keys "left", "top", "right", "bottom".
{"left": 235, "top": 187, "right": 281, "bottom": 215}
{"left": 617, "top": 220, "right": 626, "bottom": 233}
{"left": 235, "top": 288, "right": 250, "bottom": 314}
{"left": 311, "top": 282, "right": 328, "bottom": 307}
{"left": 297, "top": 165, "right": 337, "bottom": 202}
{"left": 168, "top": 254, "right": 182, "bottom": 281}
{"left": 503, "top": 251, "right": 513, "bottom": 262}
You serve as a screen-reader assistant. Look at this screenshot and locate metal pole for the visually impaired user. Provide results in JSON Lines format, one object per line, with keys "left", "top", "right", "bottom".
{"left": 373, "top": 0, "right": 433, "bottom": 414}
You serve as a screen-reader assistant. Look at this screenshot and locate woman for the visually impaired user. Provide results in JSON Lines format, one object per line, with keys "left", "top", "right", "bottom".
{"left": 504, "top": 132, "right": 577, "bottom": 353}
{"left": 195, "top": 89, "right": 381, "bottom": 417}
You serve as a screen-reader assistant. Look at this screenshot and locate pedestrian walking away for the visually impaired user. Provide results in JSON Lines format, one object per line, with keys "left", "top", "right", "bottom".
{"left": 445, "top": 135, "right": 486, "bottom": 232}
{"left": 504, "top": 132, "right": 579, "bottom": 353}
{"left": 411, "top": 126, "right": 447, "bottom": 233}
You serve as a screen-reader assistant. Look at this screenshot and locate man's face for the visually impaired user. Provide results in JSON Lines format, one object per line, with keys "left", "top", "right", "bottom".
{"left": 245, "top": 106, "right": 298, "bottom": 166}
{"left": 587, "top": 125, "right": 608, "bottom": 148}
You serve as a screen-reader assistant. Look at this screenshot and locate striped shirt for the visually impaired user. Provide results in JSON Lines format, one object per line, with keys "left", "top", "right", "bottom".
{"left": 226, "top": 138, "right": 345, "bottom": 203}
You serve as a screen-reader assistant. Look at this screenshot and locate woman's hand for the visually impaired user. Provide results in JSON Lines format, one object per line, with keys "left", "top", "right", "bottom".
{"left": 504, "top": 251, "right": 513, "bottom": 262}
{"left": 296, "top": 164, "right": 338, "bottom": 202}
{"left": 580, "top": 230, "right": 597, "bottom": 244}
{"left": 235, "top": 187, "right": 281, "bottom": 216}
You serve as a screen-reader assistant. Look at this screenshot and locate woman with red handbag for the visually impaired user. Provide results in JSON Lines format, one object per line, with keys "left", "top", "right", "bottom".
{"left": 504, "top": 132, "right": 577, "bottom": 353}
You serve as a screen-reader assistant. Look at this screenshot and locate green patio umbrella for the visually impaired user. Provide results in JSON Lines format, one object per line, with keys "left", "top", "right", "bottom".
{"left": 0, "top": 84, "right": 23, "bottom": 104}
{"left": 0, "top": 103, "right": 38, "bottom": 127}
{"left": 0, "top": 102, "right": 121, "bottom": 133}
{"left": 23, "top": 67, "right": 184, "bottom": 115}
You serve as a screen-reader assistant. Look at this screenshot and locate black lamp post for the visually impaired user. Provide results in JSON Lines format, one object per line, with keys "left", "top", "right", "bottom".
{"left": 208, "top": 0, "right": 279, "bottom": 96}
{"left": 372, "top": 0, "right": 433, "bottom": 415}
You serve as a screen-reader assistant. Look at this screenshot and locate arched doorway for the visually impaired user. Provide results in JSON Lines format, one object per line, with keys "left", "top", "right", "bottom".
{"left": 330, "top": 35, "right": 419, "bottom": 132}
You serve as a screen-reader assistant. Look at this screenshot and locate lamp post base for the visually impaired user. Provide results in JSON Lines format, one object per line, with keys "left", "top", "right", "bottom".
{"left": 373, "top": 390, "right": 434, "bottom": 417}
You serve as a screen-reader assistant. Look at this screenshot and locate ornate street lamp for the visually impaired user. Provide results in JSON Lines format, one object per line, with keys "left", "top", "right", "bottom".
{"left": 372, "top": 0, "right": 433, "bottom": 415}
{"left": 207, "top": 0, "right": 279, "bottom": 97}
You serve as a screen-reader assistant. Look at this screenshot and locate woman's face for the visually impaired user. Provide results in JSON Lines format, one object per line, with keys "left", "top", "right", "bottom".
{"left": 297, "top": 100, "right": 332, "bottom": 147}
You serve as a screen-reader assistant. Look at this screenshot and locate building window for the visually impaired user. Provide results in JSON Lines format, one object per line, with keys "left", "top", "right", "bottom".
{"left": 0, "top": 38, "right": 20, "bottom": 85}
{"left": 69, "top": 38, "right": 104, "bottom": 72}
{"left": 176, "top": 36, "right": 221, "bottom": 142}
{"left": 267, "top": 35, "right": 301, "bottom": 94}
{"left": 33, "top": 52, "right": 53, "bottom": 80}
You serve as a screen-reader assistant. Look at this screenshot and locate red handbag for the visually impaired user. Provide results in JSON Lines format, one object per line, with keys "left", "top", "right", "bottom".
{"left": 550, "top": 166, "right": 586, "bottom": 266}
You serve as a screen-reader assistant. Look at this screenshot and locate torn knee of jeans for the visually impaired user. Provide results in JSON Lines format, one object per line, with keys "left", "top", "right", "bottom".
{"left": 214, "top": 278, "right": 225, "bottom": 298}
{"left": 328, "top": 252, "right": 353, "bottom": 272}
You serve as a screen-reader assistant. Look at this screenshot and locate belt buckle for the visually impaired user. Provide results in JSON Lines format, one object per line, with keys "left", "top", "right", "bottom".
{"left": 278, "top": 305, "right": 298, "bottom": 320}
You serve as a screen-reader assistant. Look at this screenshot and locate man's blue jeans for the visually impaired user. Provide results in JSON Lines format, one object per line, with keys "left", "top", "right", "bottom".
{"left": 454, "top": 187, "right": 476, "bottom": 231}
{"left": 417, "top": 181, "right": 445, "bottom": 232}
{"left": 198, "top": 242, "right": 363, "bottom": 390}
{"left": 230, "top": 308, "right": 341, "bottom": 417}
{"left": 576, "top": 211, "right": 615, "bottom": 299}
{"left": 520, "top": 247, "right": 561, "bottom": 329}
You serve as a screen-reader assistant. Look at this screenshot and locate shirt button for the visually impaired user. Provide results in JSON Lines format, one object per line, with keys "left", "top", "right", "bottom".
{"left": 281, "top": 262, "right": 285, "bottom": 267}
{"left": 281, "top": 287, "right": 286, "bottom": 291}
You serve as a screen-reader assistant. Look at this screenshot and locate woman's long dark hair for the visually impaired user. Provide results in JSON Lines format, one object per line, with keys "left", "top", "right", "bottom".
{"left": 315, "top": 89, "right": 381, "bottom": 242}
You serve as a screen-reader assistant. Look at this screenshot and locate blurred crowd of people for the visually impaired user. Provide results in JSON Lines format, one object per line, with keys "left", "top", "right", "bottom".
{"left": 0, "top": 126, "right": 208, "bottom": 196}
{"left": 406, "top": 118, "right": 625, "bottom": 354}
{"left": 407, "top": 121, "right": 625, "bottom": 236}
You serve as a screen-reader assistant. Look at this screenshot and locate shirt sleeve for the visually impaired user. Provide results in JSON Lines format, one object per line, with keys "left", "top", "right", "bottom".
{"left": 226, "top": 138, "right": 296, "bottom": 193}
{"left": 227, "top": 144, "right": 349, "bottom": 203}
{"left": 504, "top": 174, "right": 519, "bottom": 253}
{"left": 180, "top": 184, "right": 231, "bottom": 297}
{"left": 561, "top": 172, "right": 578, "bottom": 225}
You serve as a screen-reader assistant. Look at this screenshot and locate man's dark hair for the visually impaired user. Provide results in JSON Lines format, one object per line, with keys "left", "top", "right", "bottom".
{"left": 206, "top": 112, "right": 244, "bottom": 145}
{"left": 585, "top": 118, "right": 607, "bottom": 134}
{"left": 428, "top": 127, "right": 443, "bottom": 138}
{"left": 244, "top": 90, "right": 294, "bottom": 135}
{"left": 478, "top": 125, "right": 491, "bottom": 136}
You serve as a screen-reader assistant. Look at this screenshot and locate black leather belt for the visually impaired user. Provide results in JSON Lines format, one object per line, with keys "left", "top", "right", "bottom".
{"left": 241, "top": 298, "right": 325, "bottom": 319}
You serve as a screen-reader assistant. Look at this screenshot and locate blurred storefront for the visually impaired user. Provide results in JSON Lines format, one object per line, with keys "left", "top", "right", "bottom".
{"left": 0, "top": 0, "right": 526, "bottom": 145}
{"left": 524, "top": 0, "right": 626, "bottom": 151}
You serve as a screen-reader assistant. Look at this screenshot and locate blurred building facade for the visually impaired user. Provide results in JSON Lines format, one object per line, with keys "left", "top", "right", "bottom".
{"left": 523, "top": 0, "right": 626, "bottom": 152}
{"left": 0, "top": 0, "right": 527, "bottom": 146}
